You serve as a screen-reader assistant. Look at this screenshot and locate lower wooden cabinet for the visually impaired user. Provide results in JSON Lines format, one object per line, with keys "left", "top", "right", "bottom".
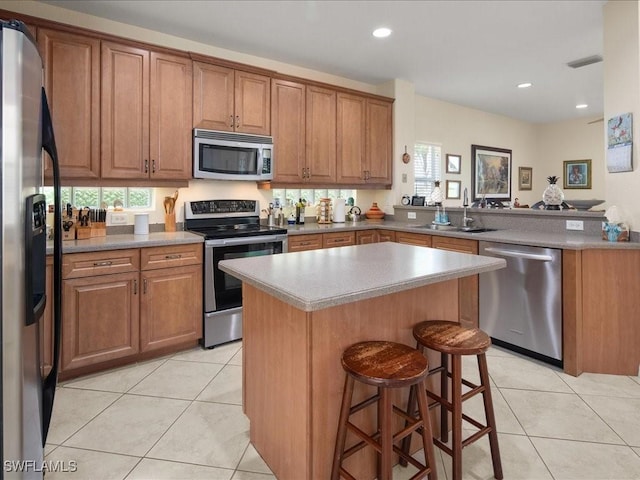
{"left": 62, "top": 270, "right": 140, "bottom": 371}
{"left": 288, "top": 234, "right": 323, "bottom": 252}
{"left": 394, "top": 231, "right": 432, "bottom": 247}
{"left": 140, "top": 262, "right": 202, "bottom": 352}
{"left": 356, "top": 229, "right": 395, "bottom": 244}
{"left": 432, "top": 236, "right": 479, "bottom": 329}
{"left": 323, "top": 232, "right": 355, "bottom": 249}
{"left": 59, "top": 243, "right": 202, "bottom": 376}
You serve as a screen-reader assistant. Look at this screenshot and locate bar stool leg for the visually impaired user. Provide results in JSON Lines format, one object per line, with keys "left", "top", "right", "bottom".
{"left": 478, "top": 353, "right": 503, "bottom": 480}
{"left": 331, "top": 375, "right": 355, "bottom": 480}
{"left": 416, "top": 379, "right": 438, "bottom": 480}
{"left": 451, "top": 354, "right": 463, "bottom": 480}
{"left": 379, "top": 387, "right": 393, "bottom": 480}
{"left": 440, "top": 351, "right": 449, "bottom": 443}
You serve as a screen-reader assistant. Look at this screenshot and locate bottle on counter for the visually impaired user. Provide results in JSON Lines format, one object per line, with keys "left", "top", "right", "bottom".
{"left": 296, "top": 198, "right": 306, "bottom": 224}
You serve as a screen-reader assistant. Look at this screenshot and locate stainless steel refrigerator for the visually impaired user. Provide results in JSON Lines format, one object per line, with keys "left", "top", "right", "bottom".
{"left": 1, "top": 20, "right": 62, "bottom": 479}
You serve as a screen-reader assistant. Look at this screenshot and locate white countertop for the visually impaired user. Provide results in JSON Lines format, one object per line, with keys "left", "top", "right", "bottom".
{"left": 47, "top": 231, "right": 203, "bottom": 254}
{"left": 219, "top": 242, "right": 506, "bottom": 311}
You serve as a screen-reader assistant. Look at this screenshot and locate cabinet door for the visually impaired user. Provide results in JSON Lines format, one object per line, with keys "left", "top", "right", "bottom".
{"left": 272, "top": 79, "right": 305, "bottom": 183}
{"left": 337, "top": 93, "right": 366, "bottom": 184}
{"left": 377, "top": 230, "right": 396, "bottom": 243}
{"left": 192, "top": 62, "right": 234, "bottom": 131}
{"left": 366, "top": 98, "right": 393, "bottom": 185}
{"left": 306, "top": 86, "right": 336, "bottom": 183}
{"left": 101, "top": 42, "right": 150, "bottom": 179}
{"left": 235, "top": 70, "right": 271, "bottom": 135}
{"left": 62, "top": 272, "right": 139, "bottom": 372}
{"left": 140, "top": 264, "right": 202, "bottom": 352}
{"left": 150, "top": 52, "right": 193, "bottom": 179}
{"left": 356, "top": 230, "right": 377, "bottom": 245}
{"left": 432, "top": 236, "right": 478, "bottom": 328}
{"left": 394, "top": 231, "right": 432, "bottom": 247}
{"left": 39, "top": 29, "right": 100, "bottom": 180}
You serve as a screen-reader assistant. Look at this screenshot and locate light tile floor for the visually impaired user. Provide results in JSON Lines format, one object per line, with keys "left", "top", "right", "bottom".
{"left": 46, "top": 342, "right": 640, "bottom": 479}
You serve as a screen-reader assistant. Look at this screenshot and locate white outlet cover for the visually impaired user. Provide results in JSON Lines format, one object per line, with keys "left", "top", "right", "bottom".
{"left": 407, "top": 212, "right": 417, "bottom": 219}
{"left": 110, "top": 213, "right": 128, "bottom": 225}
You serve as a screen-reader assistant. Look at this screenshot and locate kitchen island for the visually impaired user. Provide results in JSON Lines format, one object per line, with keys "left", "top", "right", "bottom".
{"left": 219, "top": 242, "right": 505, "bottom": 480}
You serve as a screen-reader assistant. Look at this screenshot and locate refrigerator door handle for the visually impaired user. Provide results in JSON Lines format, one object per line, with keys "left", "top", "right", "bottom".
{"left": 40, "top": 87, "right": 62, "bottom": 445}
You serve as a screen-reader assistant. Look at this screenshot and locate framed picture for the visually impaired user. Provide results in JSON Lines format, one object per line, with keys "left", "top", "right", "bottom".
{"left": 446, "top": 154, "right": 461, "bottom": 174}
{"left": 446, "top": 180, "right": 461, "bottom": 199}
{"left": 518, "top": 167, "right": 533, "bottom": 190}
{"left": 471, "top": 145, "right": 512, "bottom": 201}
{"left": 563, "top": 159, "right": 592, "bottom": 189}
{"left": 411, "top": 195, "right": 425, "bottom": 206}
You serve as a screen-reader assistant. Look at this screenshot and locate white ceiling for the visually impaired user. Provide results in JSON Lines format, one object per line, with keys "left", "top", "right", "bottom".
{"left": 41, "top": 0, "right": 606, "bottom": 124}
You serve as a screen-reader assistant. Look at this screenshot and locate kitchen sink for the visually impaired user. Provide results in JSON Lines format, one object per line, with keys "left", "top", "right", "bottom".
{"left": 416, "top": 224, "right": 498, "bottom": 233}
{"left": 425, "top": 224, "right": 458, "bottom": 231}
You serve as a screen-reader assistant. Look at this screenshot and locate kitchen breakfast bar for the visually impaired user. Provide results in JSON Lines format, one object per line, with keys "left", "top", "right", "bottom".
{"left": 219, "top": 242, "right": 505, "bottom": 480}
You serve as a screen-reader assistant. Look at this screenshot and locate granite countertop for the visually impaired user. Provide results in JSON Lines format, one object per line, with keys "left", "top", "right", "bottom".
{"left": 46, "top": 231, "right": 203, "bottom": 254}
{"left": 219, "top": 242, "right": 506, "bottom": 312}
{"left": 285, "top": 220, "right": 640, "bottom": 250}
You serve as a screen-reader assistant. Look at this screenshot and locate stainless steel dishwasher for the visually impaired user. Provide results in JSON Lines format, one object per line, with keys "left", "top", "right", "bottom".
{"left": 479, "top": 241, "right": 562, "bottom": 366}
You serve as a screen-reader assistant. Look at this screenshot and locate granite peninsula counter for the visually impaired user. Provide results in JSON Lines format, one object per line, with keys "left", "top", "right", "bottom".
{"left": 219, "top": 242, "right": 505, "bottom": 480}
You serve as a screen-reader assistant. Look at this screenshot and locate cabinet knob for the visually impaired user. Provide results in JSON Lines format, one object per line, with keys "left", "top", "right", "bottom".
{"left": 133, "top": 279, "right": 138, "bottom": 295}
{"left": 230, "top": 115, "right": 234, "bottom": 128}
{"left": 165, "top": 254, "right": 182, "bottom": 260}
{"left": 152, "top": 159, "right": 156, "bottom": 173}
{"left": 144, "top": 159, "right": 149, "bottom": 173}
{"left": 93, "top": 261, "right": 113, "bottom": 267}
{"left": 143, "top": 278, "right": 147, "bottom": 294}
{"left": 236, "top": 115, "right": 240, "bottom": 127}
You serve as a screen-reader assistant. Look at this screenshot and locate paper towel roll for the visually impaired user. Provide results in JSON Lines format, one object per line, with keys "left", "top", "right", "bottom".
{"left": 134, "top": 213, "right": 149, "bottom": 235}
{"left": 333, "top": 198, "right": 346, "bottom": 223}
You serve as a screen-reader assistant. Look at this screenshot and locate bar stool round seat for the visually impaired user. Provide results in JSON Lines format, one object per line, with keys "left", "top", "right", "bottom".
{"left": 413, "top": 320, "right": 491, "bottom": 356}
{"left": 332, "top": 340, "right": 438, "bottom": 480}
{"left": 403, "top": 321, "right": 503, "bottom": 480}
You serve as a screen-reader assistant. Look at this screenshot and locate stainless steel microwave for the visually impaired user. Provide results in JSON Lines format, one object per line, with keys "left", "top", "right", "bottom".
{"left": 193, "top": 129, "right": 274, "bottom": 181}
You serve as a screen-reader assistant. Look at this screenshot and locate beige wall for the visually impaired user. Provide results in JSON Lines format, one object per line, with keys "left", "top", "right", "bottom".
{"left": 603, "top": 0, "right": 640, "bottom": 229}
{"left": 5, "top": 0, "right": 609, "bottom": 225}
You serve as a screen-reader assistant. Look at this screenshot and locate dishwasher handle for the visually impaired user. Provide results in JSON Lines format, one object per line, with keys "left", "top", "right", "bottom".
{"left": 483, "top": 247, "right": 554, "bottom": 262}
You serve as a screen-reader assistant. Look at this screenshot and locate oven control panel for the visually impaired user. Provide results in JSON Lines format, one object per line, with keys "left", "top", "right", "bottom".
{"left": 185, "top": 199, "right": 259, "bottom": 219}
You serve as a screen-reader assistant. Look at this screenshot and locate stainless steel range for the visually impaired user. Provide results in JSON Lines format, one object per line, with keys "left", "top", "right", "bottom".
{"left": 185, "top": 200, "right": 288, "bottom": 348}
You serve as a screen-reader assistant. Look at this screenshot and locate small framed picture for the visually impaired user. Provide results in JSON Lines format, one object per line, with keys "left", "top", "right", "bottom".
{"left": 563, "top": 159, "right": 592, "bottom": 189}
{"left": 446, "top": 154, "right": 461, "bottom": 174}
{"left": 411, "top": 195, "right": 425, "bottom": 206}
{"left": 518, "top": 167, "right": 533, "bottom": 190}
{"left": 446, "top": 180, "right": 461, "bottom": 199}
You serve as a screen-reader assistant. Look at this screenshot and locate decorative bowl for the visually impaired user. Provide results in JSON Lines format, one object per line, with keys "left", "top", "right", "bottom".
{"left": 565, "top": 199, "right": 605, "bottom": 211}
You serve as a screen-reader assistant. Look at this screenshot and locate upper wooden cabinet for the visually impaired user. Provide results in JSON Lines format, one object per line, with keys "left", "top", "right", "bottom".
{"left": 193, "top": 62, "right": 270, "bottom": 135}
{"left": 101, "top": 43, "right": 192, "bottom": 180}
{"left": 272, "top": 79, "right": 306, "bottom": 183}
{"left": 39, "top": 28, "right": 100, "bottom": 180}
{"left": 305, "top": 85, "right": 337, "bottom": 183}
{"left": 337, "top": 93, "right": 392, "bottom": 186}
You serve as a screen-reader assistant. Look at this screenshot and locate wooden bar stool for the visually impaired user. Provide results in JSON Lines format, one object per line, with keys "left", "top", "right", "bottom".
{"left": 402, "top": 321, "right": 502, "bottom": 480}
{"left": 331, "top": 340, "right": 438, "bottom": 480}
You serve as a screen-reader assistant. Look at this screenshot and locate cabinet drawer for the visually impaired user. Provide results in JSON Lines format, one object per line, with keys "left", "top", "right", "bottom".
{"left": 141, "top": 243, "right": 203, "bottom": 270}
{"left": 394, "top": 232, "right": 432, "bottom": 247}
{"left": 63, "top": 249, "right": 139, "bottom": 279}
{"left": 432, "top": 236, "right": 478, "bottom": 254}
{"left": 288, "top": 234, "right": 323, "bottom": 252}
{"left": 323, "top": 232, "right": 355, "bottom": 248}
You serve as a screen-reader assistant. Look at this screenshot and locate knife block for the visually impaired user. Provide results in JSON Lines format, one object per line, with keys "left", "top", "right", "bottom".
{"left": 91, "top": 222, "right": 106, "bottom": 238}
{"left": 76, "top": 226, "right": 92, "bottom": 240}
{"left": 164, "top": 213, "right": 176, "bottom": 232}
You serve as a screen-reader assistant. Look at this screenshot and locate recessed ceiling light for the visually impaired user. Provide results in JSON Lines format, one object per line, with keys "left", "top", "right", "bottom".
{"left": 576, "top": 104, "right": 588, "bottom": 109}
{"left": 517, "top": 83, "right": 532, "bottom": 89}
{"left": 372, "top": 27, "right": 392, "bottom": 38}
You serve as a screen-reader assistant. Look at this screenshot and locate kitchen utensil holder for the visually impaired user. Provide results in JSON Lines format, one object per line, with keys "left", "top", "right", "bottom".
{"left": 91, "top": 222, "right": 106, "bottom": 237}
{"left": 164, "top": 212, "right": 176, "bottom": 232}
{"left": 75, "top": 226, "right": 92, "bottom": 240}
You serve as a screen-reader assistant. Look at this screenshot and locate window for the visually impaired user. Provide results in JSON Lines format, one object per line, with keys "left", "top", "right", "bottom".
{"left": 41, "top": 187, "right": 153, "bottom": 210}
{"left": 271, "top": 188, "right": 356, "bottom": 208}
{"left": 414, "top": 143, "right": 442, "bottom": 199}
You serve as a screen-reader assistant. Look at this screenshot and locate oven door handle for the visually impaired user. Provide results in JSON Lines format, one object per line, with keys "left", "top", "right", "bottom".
{"left": 206, "top": 234, "right": 288, "bottom": 247}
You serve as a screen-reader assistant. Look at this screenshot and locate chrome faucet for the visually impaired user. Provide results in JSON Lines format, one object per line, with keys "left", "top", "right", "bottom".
{"left": 462, "top": 188, "right": 473, "bottom": 228}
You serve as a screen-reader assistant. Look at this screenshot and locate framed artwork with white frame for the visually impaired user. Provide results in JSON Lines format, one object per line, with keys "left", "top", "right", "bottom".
{"left": 446, "top": 154, "right": 461, "bottom": 174}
